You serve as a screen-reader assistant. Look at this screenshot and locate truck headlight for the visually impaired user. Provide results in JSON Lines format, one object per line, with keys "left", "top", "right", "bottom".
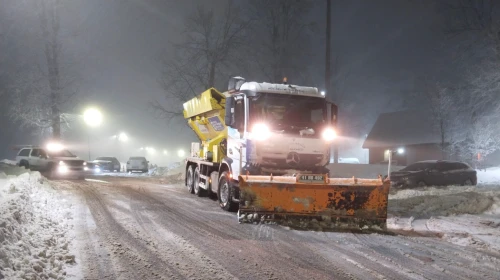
{"left": 322, "top": 128, "right": 336, "bottom": 141}
{"left": 252, "top": 123, "right": 271, "bottom": 141}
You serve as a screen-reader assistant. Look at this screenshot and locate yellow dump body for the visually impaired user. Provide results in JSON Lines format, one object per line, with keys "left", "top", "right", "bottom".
{"left": 182, "top": 88, "right": 228, "bottom": 162}
{"left": 238, "top": 174, "right": 390, "bottom": 231}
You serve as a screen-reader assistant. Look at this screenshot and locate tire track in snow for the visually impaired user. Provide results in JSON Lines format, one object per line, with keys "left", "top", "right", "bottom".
{"left": 73, "top": 181, "right": 185, "bottom": 280}
{"left": 118, "top": 181, "right": 356, "bottom": 280}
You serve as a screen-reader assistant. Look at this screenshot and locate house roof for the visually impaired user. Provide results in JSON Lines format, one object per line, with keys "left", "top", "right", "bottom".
{"left": 362, "top": 110, "right": 442, "bottom": 149}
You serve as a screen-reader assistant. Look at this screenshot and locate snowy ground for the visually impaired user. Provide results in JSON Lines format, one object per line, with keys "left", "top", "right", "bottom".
{"left": 1, "top": 160, "right": 500, "bottom": 278}
{"left": 0, "top": 164, "right": 81, "bottom": 279}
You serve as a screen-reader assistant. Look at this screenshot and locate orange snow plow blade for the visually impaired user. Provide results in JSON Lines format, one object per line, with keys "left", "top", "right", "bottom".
{"left": 238, "top": 174, "right": 390, "bottom": 231}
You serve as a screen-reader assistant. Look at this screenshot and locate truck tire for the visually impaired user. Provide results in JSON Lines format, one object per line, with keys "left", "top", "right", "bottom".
{"left": 193, "top": 166, "right": 206, "bottom": 197}
{"left": 217, "top": 171, "right": 238, "bottom": 212}
{"left": 186, "top": 165, "right": 195, "bottom": 194}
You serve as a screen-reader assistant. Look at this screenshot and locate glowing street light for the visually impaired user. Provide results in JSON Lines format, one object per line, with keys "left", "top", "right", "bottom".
{"left": 387, "top": 147, "right": 405, "bottom": 180}
{"left": 118, "top": 132, "right": 128, "bottom": 142}
{"left": 177, "top": 149, "right": 185, "bottom": 157}
{"left": 320, "top": 90, "right": 326, "bottom": 96}
{"left": 83, "top": 108, "right": 102, "bottom": 127}
{"left": 83, "top": 107, "right": 103, "bottom": 161}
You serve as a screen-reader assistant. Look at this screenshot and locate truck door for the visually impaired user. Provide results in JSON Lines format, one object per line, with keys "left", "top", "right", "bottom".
{"left": 226, "top": 95, "right": 247, "bottom": 178}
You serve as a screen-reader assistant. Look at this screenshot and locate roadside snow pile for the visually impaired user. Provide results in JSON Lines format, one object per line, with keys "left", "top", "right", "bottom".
{"left": 477, "top": 166, "right": 500, "bottom": 185}
{"left": 148, "top": 166, "right": 168, "bottom": 176}
{"left": 0, "top": 159, "right": 17, "bottom": 165}
{"left": 327, "top": 163, "right": 403, "bottom": 179}
{"left": 389, "top": 187, "right": 498, "bottom": 218}
{"left": 0, "top": 162, "right": 29, "bottom": 177}
{"left": 0, "top": 171, "right": 76, "bottom": 279}
{"left": 388, "top": 185, "right": 500, "bottom": 252}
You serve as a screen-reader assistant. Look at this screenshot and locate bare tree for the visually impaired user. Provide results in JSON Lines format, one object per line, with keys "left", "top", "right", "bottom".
{"left": 152, "top": 0, "right": 251, "bottom": 121}
{"left": 437, "top": 0, "right": 500, "bottom": 163}
{"left": 421, "top": 82, "right": 456, "bottom": 158}
{"left": 246, "top": 0, "right": 316, "bottom": 83}
{"left": 6, "top": 0, "right": 80, "bottom": 140}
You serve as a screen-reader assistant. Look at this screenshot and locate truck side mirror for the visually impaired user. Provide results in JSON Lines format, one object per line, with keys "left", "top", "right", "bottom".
{"left": 327, "top": 102, "right": 338, "bottom": 126}
{"left": 225, "top": 96, "right": 234, "bottom": 126}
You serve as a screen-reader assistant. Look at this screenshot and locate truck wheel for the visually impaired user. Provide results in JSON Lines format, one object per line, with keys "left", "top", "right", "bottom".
{"left": 186, "top": 165, "right": 195, "bottom": 194}
{"left": 193, "top": 166, "right": 206, "bottom": 197}
{"left": 218, "top": 171, "right": 238, "bottom": 212}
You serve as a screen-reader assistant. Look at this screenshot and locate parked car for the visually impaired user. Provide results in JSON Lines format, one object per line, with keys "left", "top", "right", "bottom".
{"left": 126, "top": 156, "right": 149, "bottom": 173}
{"left": 15, "top": 145, "right": 86, "bottom": 179}
{"left": 390, "top": 160, "right": 477, "bottom": 188}
{"left": 92, "top": 156, "right": 121, "bottom": 172}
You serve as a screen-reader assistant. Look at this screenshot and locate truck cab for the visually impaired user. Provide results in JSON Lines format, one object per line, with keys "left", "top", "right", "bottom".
{"left": 224, "top": 77, "right": 338, "bottom": 177}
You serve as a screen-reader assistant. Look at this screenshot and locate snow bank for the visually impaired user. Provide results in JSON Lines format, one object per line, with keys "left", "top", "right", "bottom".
{"left": 148, "top": 166, "right": 168, "bottom": 176}
{"left": 0, "top": 171, "right": 76, "bottom": 279}
{"left": 0, "top": 159, "right": 17, "bottom": 166}
{"left": 327, "top": 163, "right": 403, "bottom": 179}
{"left": 389, "top": 187, "right": 498, "bottom": 219}
{"left": 0, "top": 162, "right": 29, "bottom": 177}
{"left": 388, "top": 184, "right": 500, "bottom": 252}
{"left": 477, "top": 166, "right": 500, "bottom": 185}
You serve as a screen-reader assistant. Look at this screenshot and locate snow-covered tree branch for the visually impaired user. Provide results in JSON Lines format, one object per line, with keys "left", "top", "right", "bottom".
{"left": 5, "top": 0, "right": 81, "bottom": 140}
{"left": 246, "top": 0, "right": 317, "bottom": 84}
{"left": 152, "top": 0, "right": 251, "bottom": 122}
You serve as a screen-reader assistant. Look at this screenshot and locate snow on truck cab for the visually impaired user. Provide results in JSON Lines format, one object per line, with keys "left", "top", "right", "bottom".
{"left": 183, "top": 76, "right": 390, "bottom": 231}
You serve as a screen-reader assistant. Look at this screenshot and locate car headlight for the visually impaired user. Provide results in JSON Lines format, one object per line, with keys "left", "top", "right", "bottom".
{"left": 321, "top": 128, "right": 336, "bottom": 141}
{"left": 83, "top": 162, "right": 87, "bottom": 166}
{"left": 59, "top": 161, "right": 66, "bottom": 165}
{"left": 58, "top": 165, "right": 68, "bottom": 173}
{"left": 252, "top": 123, "right": 271, "bottom": 141}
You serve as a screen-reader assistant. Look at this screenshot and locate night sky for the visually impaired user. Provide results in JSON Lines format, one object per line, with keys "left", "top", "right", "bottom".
{"left": 0, "top": 0, "right": 455, "bottom": 161}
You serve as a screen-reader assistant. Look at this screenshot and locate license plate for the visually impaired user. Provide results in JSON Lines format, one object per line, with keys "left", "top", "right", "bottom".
{"left": 297, "top": 174, "right": 325, "bottom": 183}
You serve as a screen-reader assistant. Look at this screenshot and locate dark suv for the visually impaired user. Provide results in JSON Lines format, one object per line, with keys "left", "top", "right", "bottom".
{"left": 92, "top": 156, "right": 121, "bottom": 172}
{"left": 390, "top": 160, "right": 477, "bottom": 188}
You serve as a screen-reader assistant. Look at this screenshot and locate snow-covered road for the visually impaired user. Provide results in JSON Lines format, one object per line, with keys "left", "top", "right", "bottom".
{"left": 44, "top": 175, "right": 500, "bottom": 280}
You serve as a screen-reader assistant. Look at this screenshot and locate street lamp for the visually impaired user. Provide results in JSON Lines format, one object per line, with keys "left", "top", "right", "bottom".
{"left": 387, "top": 147, "right": 405, "bottom": 180}
{"left": 83, "top": 108, "right": 102, "bottom": 127}
{"left": 177, "top": 149, "right": 185, "bottom": 158}
{"left": 83, "top": 107, "right": 103, "bottom": 160}
{"left": 118, "top": 132, "right": 128, "bottom": 142}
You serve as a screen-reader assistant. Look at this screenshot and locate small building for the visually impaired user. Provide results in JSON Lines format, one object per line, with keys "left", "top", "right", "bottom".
{"left": 362, "top": 110, "right": 446, "bottom": 166}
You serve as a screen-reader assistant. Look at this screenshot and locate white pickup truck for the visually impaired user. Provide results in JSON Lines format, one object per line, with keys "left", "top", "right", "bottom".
{"left": 15, "top": 145, "right": 87, "bottom": 179}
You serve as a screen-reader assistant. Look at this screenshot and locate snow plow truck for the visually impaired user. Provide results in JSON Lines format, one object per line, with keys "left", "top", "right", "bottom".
{"left": 183, "top": 76, "right": 390, "bottom": 231}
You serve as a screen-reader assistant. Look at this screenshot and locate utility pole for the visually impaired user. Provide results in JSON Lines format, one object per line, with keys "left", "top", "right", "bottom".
{"left": 325, "top": 0, "right": 338, "bottom": 163}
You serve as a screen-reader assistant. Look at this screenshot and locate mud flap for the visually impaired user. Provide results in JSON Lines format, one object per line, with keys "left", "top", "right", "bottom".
{"left": 237, "top": 174, "right": 390, "bottom": 232}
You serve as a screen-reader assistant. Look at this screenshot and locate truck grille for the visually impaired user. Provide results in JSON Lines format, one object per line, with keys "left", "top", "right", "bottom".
{"left": 262, "top": 153, "right": 324, "bottom": 168}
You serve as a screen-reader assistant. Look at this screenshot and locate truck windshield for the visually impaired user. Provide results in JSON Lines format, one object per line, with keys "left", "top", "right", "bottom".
{"left": 249, "top": 93, "right": 325, "bottom": 129}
